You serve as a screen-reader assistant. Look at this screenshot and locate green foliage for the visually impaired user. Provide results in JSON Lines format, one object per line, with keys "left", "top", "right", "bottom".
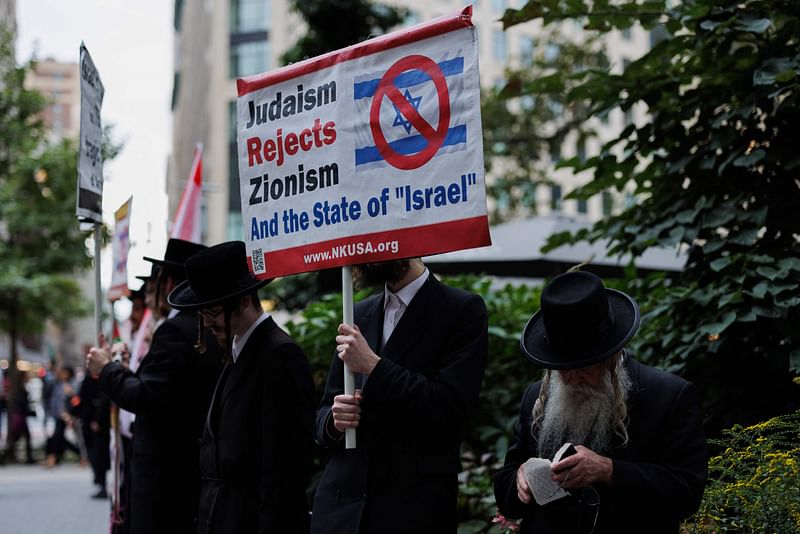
{"left": 685, "top": 410, "right": 800, "bottom": 533}
{"left": 482, "top": 28, "right": 608, "bottom": 222}
{"left": 498, "top": 0, "right": 800, "bottom": 431}
{"left": 0, "top": 36, "right": 114, "bottom": 364}
{"left": 285, "top": 287, "right": 373, "bottom": 392}
{"left": 281, "top": 0, "right": 408, "bottom": 65}
{"left": 443, "top": 276, "right": 541, "bottom": 458}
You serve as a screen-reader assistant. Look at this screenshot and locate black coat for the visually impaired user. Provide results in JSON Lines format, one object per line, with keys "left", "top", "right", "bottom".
{"left": 76, "top": 374, "right": 111, "bottom": 474}
{"left": 99, "top": 311, "right": 222, "bottom": 534}
{"left": 493, "top": 357, "right": 708, "bottom": 534}
{"left": 197, "top": 316, "right": 316, "bottom": 534}
{"left": 311, "top": 275, "right": 488, "bottom": 534}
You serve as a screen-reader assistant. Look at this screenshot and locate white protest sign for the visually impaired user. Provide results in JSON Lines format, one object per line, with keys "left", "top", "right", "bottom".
{"left": 77, "top": 43, "right": 105, "bottom": 223}
{"left": 236, "top": 7, "right": 490, "bottom": 279}
{"left": 108, "top": 197, "right": 132, "bottom": 301}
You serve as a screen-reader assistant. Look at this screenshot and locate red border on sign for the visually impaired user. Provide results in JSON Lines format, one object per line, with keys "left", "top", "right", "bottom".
{"left": 370, "top": 55, "right": 451, "bottom": 170}
{"left": 250, "top": 215, "right": 490, "bottom": 279}
{"left": 236, "top": 6, "right": 473, "bottom": 96}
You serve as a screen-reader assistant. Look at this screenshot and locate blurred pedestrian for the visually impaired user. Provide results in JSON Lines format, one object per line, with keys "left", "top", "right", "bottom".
{"left": 74, "top": 372, "right": 111, "bottom": 498}
{"left": 0, "top": 366, "right": 5, "bottom": 443}
{"left": 168, "top": 241, "right": 315, "bottom": 534}
{"left": 3, "top": 369, "right": 36, "bottom": 464}
{"left": 44, "top": 365, "right": 80, "bottom": 467}
{"left": 86, "top": 239, "right": 222, "bottom": 534}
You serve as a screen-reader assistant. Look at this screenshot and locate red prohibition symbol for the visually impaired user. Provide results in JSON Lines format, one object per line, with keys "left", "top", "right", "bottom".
{"left": 369, "top": 55, "right": 451, "bottom": 171}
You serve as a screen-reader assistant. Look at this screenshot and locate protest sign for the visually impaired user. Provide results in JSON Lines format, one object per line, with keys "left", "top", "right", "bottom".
{"left": 236, "top": 6, "right": 490, "bottom": 279}
{"left": 77, "top": 43, "right": 105, "bottom": 223}
{"left": 108, "top": 198, "right": 132, "bottom": 301}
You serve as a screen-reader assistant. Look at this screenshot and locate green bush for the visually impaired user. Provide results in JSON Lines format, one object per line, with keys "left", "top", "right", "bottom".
{"left": 686, "top": 410, "right": 800, "bottom": 533}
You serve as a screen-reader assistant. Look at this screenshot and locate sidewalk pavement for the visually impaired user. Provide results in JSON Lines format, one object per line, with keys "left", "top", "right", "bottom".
{"left": 0, "top": 463, "right": 109, "bottom": 534}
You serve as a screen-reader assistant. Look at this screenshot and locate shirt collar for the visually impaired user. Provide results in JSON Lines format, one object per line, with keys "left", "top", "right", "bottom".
{"left": 231, "top": 312, "right": 270, "bottom": 363}
{"left": 384, "top": 267, "right": 429, "bottom": 310}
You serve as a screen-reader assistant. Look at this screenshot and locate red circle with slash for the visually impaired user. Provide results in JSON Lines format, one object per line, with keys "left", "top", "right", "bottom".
{"left": 369, "top": 55, "right": 451, "bottom": 170}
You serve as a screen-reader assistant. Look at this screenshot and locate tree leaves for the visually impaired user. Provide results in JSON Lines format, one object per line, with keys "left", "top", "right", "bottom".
{"left": 489, "top": 0, "right": 800, "bottom": 431}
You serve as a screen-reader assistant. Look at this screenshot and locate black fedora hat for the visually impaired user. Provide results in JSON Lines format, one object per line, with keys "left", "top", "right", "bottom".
{"left": 520, "top": 271, "right": 640, "bottom": 370}
{"left": 167, "top": 241, "right": 271, "bottom": 310}
{"left": 143, "top": 239, "right": 207, "bottom": 281}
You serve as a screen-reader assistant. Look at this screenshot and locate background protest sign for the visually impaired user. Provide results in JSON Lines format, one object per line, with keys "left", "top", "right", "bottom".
{"left": 108, "top": 197, "right": 132, "bottom": 301}
{"left": 76, "top": 43, "right": 105, "bottom": 223}
{"left": 236, "top": 6, "right": 490, "bottom": 279}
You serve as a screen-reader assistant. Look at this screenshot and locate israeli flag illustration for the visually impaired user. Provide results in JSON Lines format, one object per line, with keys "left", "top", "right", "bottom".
{"left": 353, "top": 51, "right": 468, "bottom": 171}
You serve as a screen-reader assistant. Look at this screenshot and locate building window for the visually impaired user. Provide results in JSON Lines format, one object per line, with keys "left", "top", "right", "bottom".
{"left": 174, "top": 0, "right": 184, "bottom": 31}
{"left": 550, "top": 142, "right": 561, "bottom": 164}
{"left": 227, "top": 212, "right": 244, "bottom": 241}
{"left": 171, "top": 72, "right": 181, "bottom": 110}
{"left": 550, "top": 184, "right": 562, "bottom": 211}
{"left": 230, "top": 0, "right": 270, "bottom": 33}
{"left": 493, "top": 29, "right": 507, "bottom": 61}
{"left": 602, "top": 191, "right": 613, "bottom": 215}
{"left": 577, "top": 198, "right": 588, "bottom": 214}
{"left": 521, "top": 95, "right": 535, "bottom": 110}
{"left": 544, "top": 44, "right": 560, "bottom": 63}
{"left": 576, "top": 138, "right": 587, "bottom": 162}
{"left": 650, "top": 25, "right": 669, "bottom": 48}
{"left": 621, "top": 26, "right": 633, "bottom": 41}
{"left": 519, "top": 35, "right": 535, "bottom": 63}
{"left": 404, "top": 10, "right": 420, "bottom": 27}
{"left": 230, "top": 40, "right": 270, "bottom": 78}
{"left": 624, "top": 105, "right": 634, "bottom": 125}
{"left": 624, "top": 191, "right": 636, "bottom": 208}
{"left": 228, "top": 101, "right": 238, "bottom": 144}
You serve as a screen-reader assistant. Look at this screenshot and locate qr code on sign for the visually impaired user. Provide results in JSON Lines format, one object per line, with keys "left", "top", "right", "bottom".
{"left": 251, "top": 248, "right": 266, "bottom": 274}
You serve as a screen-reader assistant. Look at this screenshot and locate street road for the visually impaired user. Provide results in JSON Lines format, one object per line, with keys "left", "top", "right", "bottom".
{"left": 0, "top": 463, "right": 108, "bottom": 534}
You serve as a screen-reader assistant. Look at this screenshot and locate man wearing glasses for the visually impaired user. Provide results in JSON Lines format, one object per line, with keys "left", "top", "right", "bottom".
{"left": 86, "top": 239, "right": 222, "bottom": 534}
{"left": 168, "top": 241, "right": 315, "bottom": 534}
{"left": 493, "top": 271, "right": 707, "bottom": 533}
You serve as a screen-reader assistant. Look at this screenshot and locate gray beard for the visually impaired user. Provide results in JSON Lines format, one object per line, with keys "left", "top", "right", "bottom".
{"left": 537, "top": 370, "right": 618, "bottom": 460}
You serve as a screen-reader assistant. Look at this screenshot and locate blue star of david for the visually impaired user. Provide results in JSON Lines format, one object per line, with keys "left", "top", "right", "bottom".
{"left": 392, "top": 90, "right": 423, "bottom": 135}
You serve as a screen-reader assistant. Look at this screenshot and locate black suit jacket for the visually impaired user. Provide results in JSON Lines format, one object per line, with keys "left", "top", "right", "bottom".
{"left": 493, "top": 357, "right": 708, "bottom": 534}
{"left": 99, "top": 311, "right": 222, "bottom": 534}
{"left": 311, "top": 275, "right": 488, "bottom": 534}
{"left": 197, "top": 316, "right": 315, "bottom": 534}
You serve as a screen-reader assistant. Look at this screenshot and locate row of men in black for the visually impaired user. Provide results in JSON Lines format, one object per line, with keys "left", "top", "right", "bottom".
{"left": 88, "top": 238, "right": 708, "bottom": 534}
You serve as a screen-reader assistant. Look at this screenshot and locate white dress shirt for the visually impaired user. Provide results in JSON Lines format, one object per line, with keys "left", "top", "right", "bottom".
{"left": 382, "top": 268, "right": 429, "bottom": 347}
{"left": 231, "top": 312, "right": 270, "bottom": 363}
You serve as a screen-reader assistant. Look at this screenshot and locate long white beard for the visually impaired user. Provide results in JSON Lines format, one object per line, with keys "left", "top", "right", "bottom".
{"left": 537, "top": 370, "right": 618, "bottom": 459}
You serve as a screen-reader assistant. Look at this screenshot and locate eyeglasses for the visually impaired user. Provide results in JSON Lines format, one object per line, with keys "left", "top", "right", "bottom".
{"left": 199, "top": 306, "right": 224, "bottom": 319}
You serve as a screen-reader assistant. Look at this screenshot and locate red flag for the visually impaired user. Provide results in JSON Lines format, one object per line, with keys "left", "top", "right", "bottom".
{"left": 131, "top": 144, "right": 203, "bottom": 372}
{"left": 170, "top": 144, "right": 203, "bottom": 241}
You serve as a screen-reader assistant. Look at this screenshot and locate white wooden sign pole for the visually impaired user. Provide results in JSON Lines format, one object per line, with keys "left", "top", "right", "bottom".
{"left": 341, "top": 266, "right": 357, "bottom": 449}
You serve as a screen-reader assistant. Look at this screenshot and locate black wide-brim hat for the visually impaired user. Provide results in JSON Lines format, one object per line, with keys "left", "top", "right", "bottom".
{"left": 143, "top": 238, "right": 207, "bottom": 279}
{"left": 521, "top": 271, "right": 640, "bottom": 370}
{"left": 168, "top": 241, "right": 272, "bottom": 310}
{"left": 135, "top": 263, "right": 160, "bottom": 283}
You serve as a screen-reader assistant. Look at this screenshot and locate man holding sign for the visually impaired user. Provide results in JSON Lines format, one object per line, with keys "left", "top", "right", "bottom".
{"left": 311, "top": 258, "right": 488, "bottom": 534}
{"left": 234, "top": 8, "right": 491, "bottom": 531}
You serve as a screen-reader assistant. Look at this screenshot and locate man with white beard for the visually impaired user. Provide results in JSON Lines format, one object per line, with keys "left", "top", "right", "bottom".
{"left": 494, "top": 271, "right": 707, "bottom": 534}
